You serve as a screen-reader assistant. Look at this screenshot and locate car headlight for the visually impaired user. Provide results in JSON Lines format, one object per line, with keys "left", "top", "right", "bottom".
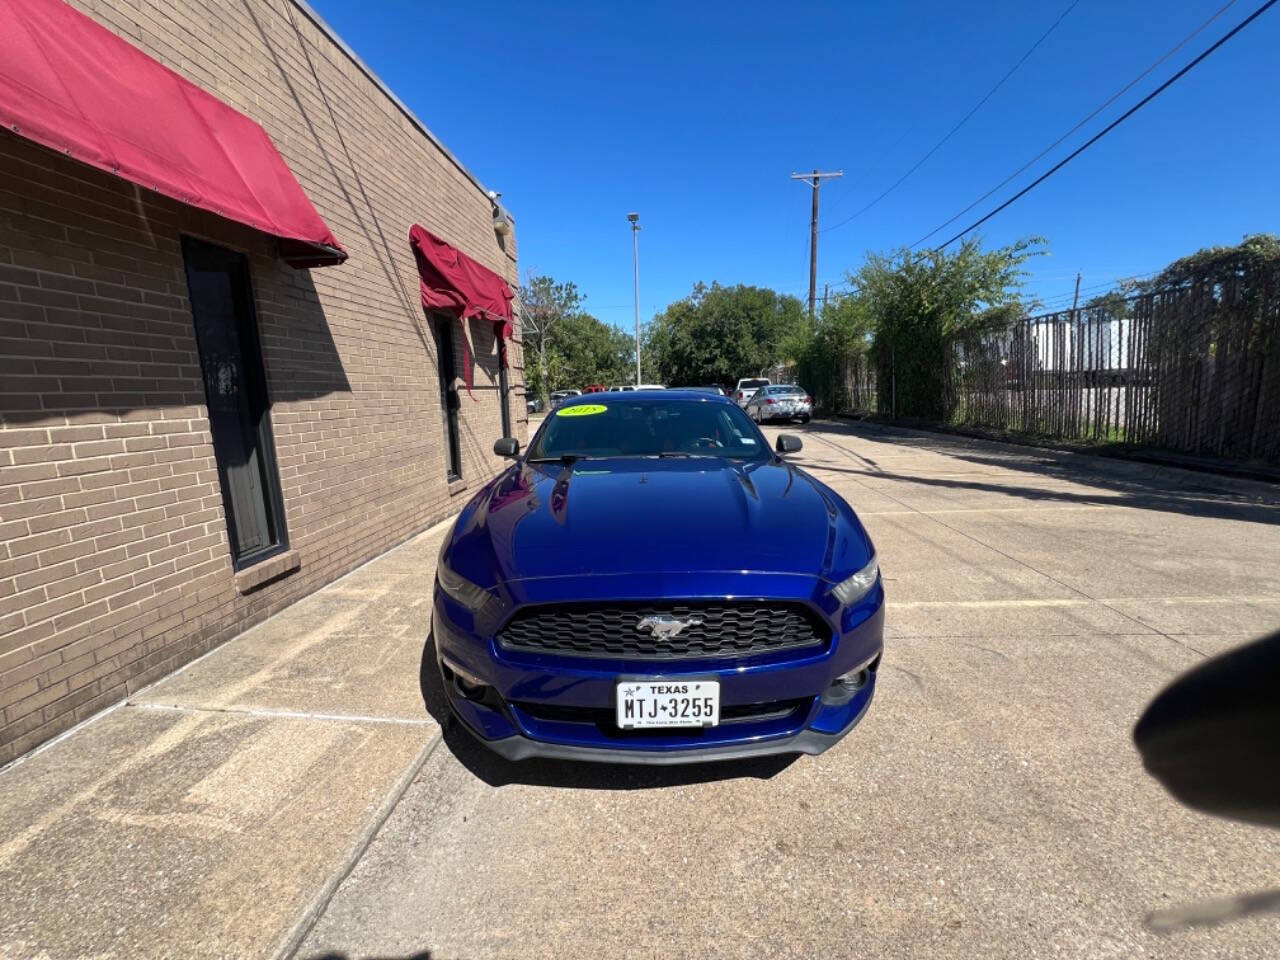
{"left": 437, "top": 536, "right": 493, "bottom": 611}
{"left": 831, "top": 555, "right": 879, "bottom": 606}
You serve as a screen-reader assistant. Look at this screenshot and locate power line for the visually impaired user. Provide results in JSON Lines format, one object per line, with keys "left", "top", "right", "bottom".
{"left": 777, "top": 275, "right": 849, "bottom": 294}
{"left": 911, "top": 0, "right": 1240, "bottom": 249}
{"left": 1036, "top": 280, "right": 1140, "bottom": 308}
{"left": 1039, "top": 278, "right": 1140, "bottom": 305}
{"left": 825, "top": 126, "right": 916, "bottom": 219}
{"left": 929, "top": 0, "right": 1277, "bottom": 250}
{"left": 1042, "top": 274, "right": 1147, "bottom": 298}
{"left": 1033, "top": 270, "right": 1164, "bottom": 309}
{"left": 821, "top": 0, "right": 1080, "bottom": 235}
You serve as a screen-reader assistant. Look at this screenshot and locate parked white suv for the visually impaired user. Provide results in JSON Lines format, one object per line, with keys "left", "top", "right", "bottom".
{"left": 733, "top": 377, "right": 770, "bottom": 407}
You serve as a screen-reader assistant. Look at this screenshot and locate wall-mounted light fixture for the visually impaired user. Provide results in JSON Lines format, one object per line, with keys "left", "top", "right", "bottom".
{"left": 488, "top": 190, "right": 513, "bottom": 236}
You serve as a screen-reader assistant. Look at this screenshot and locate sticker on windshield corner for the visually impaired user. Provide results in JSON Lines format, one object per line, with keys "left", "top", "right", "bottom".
{"left": 741, "top": 438, "right": 757, "bottom": 444}
{"left": 556, "top": 404, "right": 607, "bottom": 417}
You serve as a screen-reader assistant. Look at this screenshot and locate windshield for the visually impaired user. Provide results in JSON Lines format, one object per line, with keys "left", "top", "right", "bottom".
{"left": 739, "top": 379, "right": 769, "bottom": 389}
{"left": 529, "top": 400, "right": 767, "bottom": 460}
{"left": 771, "top": 385, "right": 807, "bottom": 396}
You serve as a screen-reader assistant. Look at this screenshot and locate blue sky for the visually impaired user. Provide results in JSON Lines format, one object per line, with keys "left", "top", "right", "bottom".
{"left": 310, "top": 0, "right": 1280, "bottom": 322}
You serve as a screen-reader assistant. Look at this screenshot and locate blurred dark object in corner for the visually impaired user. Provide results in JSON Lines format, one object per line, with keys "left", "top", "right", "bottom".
{"left": 1134, "top": 629, "right": 1280, "bottom": 829}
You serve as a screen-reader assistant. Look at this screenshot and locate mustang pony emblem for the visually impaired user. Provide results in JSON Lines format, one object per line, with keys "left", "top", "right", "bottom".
{"left": 636, "top": 615, "right": 703, "bottom": 639}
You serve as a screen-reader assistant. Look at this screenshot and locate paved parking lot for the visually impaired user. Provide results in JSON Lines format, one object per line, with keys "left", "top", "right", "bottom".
{"left": 301, "top": 421, "right": 1280, "bottom": 959}
{"left": 3, "top": 420, "right": 1278, "bottom": 960}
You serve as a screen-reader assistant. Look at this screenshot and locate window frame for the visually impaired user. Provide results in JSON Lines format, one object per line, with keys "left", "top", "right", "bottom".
{"left": 432, "top": 313, "right": 464, "bottom": 482}
{"left": 181, "top": 235, "right": 289, "bottom": 571}
{"left": 498, "top": 338, "right": 512, "bottom": 439}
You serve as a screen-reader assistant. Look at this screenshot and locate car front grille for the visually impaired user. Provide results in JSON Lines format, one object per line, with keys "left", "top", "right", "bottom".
{"left": 496, "top": 601, "right": 829, "bottom": 660}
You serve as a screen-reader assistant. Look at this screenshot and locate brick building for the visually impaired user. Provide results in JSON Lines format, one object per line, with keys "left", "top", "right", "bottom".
{"left": 0, "top": 0, "right": 525, "bottom": 763}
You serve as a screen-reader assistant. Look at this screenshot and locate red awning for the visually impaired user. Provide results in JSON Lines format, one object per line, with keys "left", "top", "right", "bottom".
{"left": 0, "top": 0, "right": 346, "bottom": 268}
{"left": 409, "top": 224, "right": 514, "bottom": 396}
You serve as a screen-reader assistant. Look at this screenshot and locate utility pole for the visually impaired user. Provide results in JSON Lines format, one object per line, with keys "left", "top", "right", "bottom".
{"left": 628, "top": 212, "right": 641, "bottom": 385}
{"left": 791, "top": 168, "right": 842, "bottom": 318}
{"left": 1071, "top": 271, "right": 1082, "bottom": 314}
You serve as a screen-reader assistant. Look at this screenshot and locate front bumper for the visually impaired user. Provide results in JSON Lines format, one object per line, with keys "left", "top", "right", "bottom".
{"left": 432, "top": 574, "right": 884, "bottom": 765}
{"left": 474, "top": 687, "right": 876, "bottom": 765}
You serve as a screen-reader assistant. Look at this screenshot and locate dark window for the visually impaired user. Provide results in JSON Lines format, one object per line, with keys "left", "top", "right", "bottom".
{"left": 498, "top": 338, "right": 512, "bottom": 438}
{"left": 182, "top": 237, "right": 287, "bottom": 568}
{"left": 433, "top": 315, "right": 463, "bottom": 480}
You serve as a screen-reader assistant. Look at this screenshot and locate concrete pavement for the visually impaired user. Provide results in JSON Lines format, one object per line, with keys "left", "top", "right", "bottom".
{"left": 0, "top": 520, "right": 452, "bottom": 960}
{"left": 301, "top": 421, "right": 1280, "bottom": 960}
{"left": 2, "top": 421, "right": 1279, "bottom": 959}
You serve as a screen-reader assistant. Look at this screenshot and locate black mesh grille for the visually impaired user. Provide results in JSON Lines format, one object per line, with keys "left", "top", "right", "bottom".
{"left": 496, "top": 601, "right": 828, "bottom": 660}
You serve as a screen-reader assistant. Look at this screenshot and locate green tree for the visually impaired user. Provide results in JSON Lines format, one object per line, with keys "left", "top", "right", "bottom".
{"left": 857, "top": 236, "right": 1043, "bottom": 419}
{"left": 643, "top": 283, "right": 806, "bottom": 388}
{"left": 519, "top": 274, "right": 584, "bottom": 406}
{"left": 553, "top": 311, "right": 636, "bottom": 388}
{"left": 518, "top": 273, "right": 639, "bottom": 400}
{"left": 1082, "top": 290, "right": 1131, "bottom": 318}
{"left": 793, "top": 293, "right": 875, "bottom": 412}
{"left": 1137, "top": 232, "right": 1280, "bottom": 291}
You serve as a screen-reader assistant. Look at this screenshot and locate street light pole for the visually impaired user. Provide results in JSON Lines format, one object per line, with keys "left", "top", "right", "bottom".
{"left": 628, "top": 212, "right": 641, "bottom": 385}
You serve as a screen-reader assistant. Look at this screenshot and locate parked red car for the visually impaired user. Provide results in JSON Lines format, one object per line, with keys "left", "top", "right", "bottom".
{"left": 582, "top": 384, "right": 608, "bottom": 393}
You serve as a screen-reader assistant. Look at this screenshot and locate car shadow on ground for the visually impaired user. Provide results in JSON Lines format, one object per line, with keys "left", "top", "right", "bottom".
{"left": 305, "top": 953, "right": 434, "bottom": 960}
{"left": 419, "top": 636, "right": 797, "bottom": 790}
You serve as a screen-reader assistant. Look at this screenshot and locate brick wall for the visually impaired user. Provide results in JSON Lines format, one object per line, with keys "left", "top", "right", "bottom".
{"left": 0, "top": 0, "right": 525, "bottom": 762}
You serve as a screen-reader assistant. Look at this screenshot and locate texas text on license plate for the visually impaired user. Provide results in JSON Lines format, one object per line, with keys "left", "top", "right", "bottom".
{"left": 616, "top": 679, "right": 720, "bottom": 729}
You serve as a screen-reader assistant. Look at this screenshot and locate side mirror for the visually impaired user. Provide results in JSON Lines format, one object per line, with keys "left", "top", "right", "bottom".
{"left": 1134, "top": 630, "right": 1280, "bottom": 828}
{"left": 775, "top": 435, "right": 802, "bottom": 454}
{"left": 494, "top": 437, "right": 520, "bottom": 458}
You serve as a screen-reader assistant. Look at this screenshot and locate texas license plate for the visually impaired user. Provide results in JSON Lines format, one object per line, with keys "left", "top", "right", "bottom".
{"left": 616, "top": 679, "right": 720, "bottom": 729}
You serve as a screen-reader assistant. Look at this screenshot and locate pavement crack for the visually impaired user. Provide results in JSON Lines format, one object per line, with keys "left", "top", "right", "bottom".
{"left": 884, "top": 663, "right": 926, "bottom": 690}
{"left": 952, "top": 641, "right": 1014, "bottom": 663}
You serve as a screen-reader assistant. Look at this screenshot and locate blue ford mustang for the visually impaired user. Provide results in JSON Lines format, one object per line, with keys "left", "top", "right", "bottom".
{"left": 432, "top": 391, "right": 884, "bottom": 764}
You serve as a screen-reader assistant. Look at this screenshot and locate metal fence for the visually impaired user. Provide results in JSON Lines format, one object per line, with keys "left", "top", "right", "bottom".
{"left": 840, "top": 265, "right": 1280, "bottom": 465}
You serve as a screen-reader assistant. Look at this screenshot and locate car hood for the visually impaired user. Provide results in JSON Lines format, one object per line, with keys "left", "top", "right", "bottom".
{"left": 450, "top": 456, "right": 873, "bottom": 587}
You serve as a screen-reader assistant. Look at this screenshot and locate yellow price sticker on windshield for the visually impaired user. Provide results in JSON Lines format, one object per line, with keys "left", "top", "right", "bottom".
{"left": 556, "top": 404, "right": 607, "bottom": 417}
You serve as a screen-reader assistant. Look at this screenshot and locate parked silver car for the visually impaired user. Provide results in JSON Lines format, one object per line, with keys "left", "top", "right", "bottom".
{"left": 550, "top": 389, "right": 582, "bottom": 409}
{"left": 745, "top": 384, "right": 813, "bottom": 424}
